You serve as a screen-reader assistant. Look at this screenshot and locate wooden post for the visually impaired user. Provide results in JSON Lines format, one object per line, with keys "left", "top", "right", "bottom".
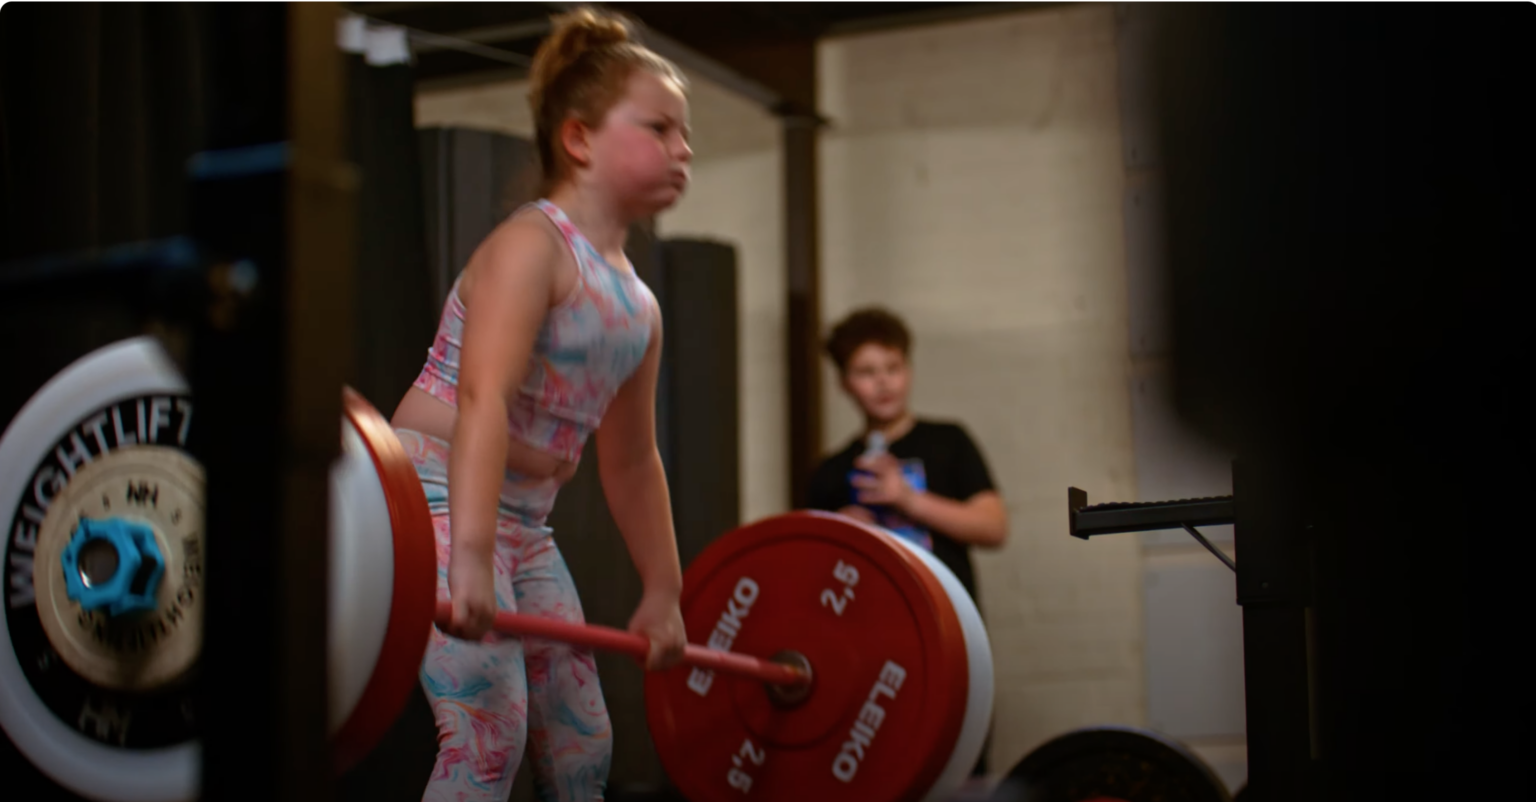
{"left": 194, "top": 4, "right": 354, "bottom": 800}
{"left": 783, "top": 108, "right": 824, "bottom": 510}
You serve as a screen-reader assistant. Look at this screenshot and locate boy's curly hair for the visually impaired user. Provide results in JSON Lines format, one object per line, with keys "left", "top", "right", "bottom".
{"left": 824, "top": 307, "right": 911, "bottom": 374}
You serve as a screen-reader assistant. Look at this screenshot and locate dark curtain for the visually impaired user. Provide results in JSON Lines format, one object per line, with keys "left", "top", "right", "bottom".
{"left": 0, "top": 1, "right": 298, "bottom": 427}
{"left": 343, "top": 34, "right": 436, "bottom": 413}
{"left": 1, "top": 3, "right": 434, "bottom": 417}
{"left": 0, "top": 3, "right": 212, "bottom": 435}
{"left": 0, "top": 2, "right": 208, "bottom": 263}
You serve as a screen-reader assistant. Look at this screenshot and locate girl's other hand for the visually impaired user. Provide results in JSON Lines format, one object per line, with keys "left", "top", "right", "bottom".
{"left": 446, "top": 552, "right": 498, "bottom": 641}
{"left": 627, "top": 589, "right": 686, "bottom": 670}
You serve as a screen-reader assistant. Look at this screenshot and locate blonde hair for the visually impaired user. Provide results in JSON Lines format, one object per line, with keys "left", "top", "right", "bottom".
{"left": 528, "top": 7, "right": 686, "bottom": 196}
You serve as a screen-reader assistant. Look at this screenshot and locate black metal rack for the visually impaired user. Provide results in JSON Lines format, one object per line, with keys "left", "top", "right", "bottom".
{"left": 1068, "top": 466, "right": 1315, "bottom": 801}
{"left": 1069, "top": 488, "right": 1236, "bottom": 572}
{"left": 1067, "top": 489, "right": 1233, "bottom": 538}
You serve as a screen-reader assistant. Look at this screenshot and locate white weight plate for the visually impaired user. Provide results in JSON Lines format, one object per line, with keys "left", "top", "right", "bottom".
{"left": 0, "top": 336, "right": 198, "bottom": 802}
{"left": 887, "top": 533, "right": 995, "bottom": 802}
{"left": 31, "top": 445, "right": 205, "bottom": 692}
{"left": 327, "top": 418, "right": 394, "bottom": 732}
{"left": 328, "top": 388, "right": 438, "bottom": 773}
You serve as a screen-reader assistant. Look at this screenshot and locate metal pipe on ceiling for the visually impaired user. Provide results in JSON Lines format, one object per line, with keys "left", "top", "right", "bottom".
{"left": 408, "top": 18, "right": 552, "bottom": 56}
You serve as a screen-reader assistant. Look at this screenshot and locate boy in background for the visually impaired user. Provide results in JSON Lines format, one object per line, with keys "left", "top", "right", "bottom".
{"left": 806, "top": 307, "right": 1008, "bottom": 777}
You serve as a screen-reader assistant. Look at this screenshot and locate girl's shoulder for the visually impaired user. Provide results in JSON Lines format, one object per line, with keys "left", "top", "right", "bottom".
{"left": 498, "top": 203, "right": 568, "bottom": 253}
{"left": 458, "top": 208, "right": 569, "bottom": 302}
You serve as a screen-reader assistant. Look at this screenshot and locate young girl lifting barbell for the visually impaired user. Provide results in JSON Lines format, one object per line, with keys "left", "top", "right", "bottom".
{"left": 388, "top": 8, "right": 692, "bottom": 800}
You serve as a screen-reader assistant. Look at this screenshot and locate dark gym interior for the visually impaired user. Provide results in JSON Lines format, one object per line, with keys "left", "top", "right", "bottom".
{"left": 2, "top": 3, "right": 1530, "bottom": 802}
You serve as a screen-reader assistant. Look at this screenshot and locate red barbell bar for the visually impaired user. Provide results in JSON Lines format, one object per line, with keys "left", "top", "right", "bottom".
{"left": 429, "top": 599, "right": 810, "bottom": 687}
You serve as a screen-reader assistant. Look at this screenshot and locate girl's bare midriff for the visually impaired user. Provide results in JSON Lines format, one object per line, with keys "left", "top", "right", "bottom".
{"left": 391, "top": 387, "right": 581, "bottom": 484}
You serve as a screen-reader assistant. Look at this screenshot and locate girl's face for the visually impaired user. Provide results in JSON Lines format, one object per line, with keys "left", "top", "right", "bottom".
{"left": 841, "top": 343, "right": 912, "bottom": 425}
{"left": 584, "top": 70, "right": 692, "bottom": 215}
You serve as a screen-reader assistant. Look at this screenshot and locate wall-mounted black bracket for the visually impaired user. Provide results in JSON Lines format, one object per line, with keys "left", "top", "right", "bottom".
{"left": 1068, "top": 487, "right": 1236, "bottom": 571}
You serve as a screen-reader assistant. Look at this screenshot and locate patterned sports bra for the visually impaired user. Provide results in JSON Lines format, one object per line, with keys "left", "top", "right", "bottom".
{"left": 412, "top": 199, "right": 657, "bottom": 463}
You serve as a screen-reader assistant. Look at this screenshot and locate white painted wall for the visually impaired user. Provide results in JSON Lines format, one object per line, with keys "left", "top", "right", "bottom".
{"left": 817, "top": 5, "right": 1144, "bottom": 772}
{"left": 415, "top": 77, "right": 534, "bottom": 136}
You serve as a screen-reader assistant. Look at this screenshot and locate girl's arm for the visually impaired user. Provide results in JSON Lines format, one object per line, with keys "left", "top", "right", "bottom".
{"left": 595, "top": 308, "right": 686, "bottom": 667}
{"left": 445, "top": 216, "right": 561, "bottom": 638}
{"left": 596, "top": 309, "right": 680, "bottom": 594}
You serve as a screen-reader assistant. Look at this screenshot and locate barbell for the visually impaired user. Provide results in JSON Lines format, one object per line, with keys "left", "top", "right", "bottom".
{"left": 0, "top": 337, "right": 993, "bottom": 802}
{"left": 428, "top": 601, "right": 810, "bottom": 688}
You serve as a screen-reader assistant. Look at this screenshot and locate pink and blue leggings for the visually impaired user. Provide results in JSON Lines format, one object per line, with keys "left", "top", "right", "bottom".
{"left": 396, "top": 428, "right": 612, "bottom": 802}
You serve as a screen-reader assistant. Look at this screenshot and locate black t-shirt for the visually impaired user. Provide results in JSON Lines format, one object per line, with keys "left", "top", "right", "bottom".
{"left": 806, "top": 420, "right": 996, "bottom": 604}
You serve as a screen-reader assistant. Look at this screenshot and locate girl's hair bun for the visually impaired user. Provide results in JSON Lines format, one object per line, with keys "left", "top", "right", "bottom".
{"left": 529, "top": 7, "right": 632, "bottom": 102}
